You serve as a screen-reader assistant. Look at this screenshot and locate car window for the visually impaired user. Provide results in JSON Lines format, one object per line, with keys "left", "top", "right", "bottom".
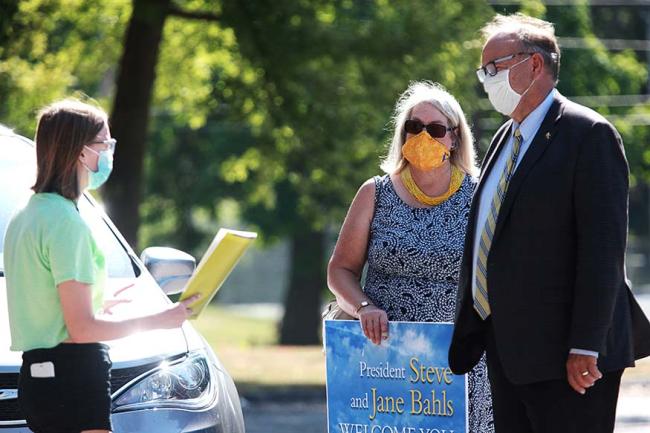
{"left": 0, "top": 129, "right": 136, "bottom": 278}
{"left": 78, "top": 196, "right": 137, "bottom": 278}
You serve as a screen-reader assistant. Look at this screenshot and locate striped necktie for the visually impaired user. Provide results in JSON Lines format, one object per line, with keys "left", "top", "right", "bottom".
{"left": 473, "top": 128, "right": 523, "bottom": 320}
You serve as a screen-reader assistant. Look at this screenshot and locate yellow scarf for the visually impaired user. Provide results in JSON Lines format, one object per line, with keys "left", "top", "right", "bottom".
{"left": 401, "top": 164, "right": 464, "bottom": 206}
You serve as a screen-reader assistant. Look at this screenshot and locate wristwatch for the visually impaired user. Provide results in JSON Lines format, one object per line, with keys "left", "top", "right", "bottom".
{"left": 355, "top": 300, "right": 372, "bottom": 314}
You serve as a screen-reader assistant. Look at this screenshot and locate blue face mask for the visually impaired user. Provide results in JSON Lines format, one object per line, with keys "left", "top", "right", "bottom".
{"left": 83, "top": 145, "right": 114, "bottom": 189}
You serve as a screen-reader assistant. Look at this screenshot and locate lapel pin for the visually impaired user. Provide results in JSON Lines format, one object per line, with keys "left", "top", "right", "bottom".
{"left": 545, "top": 132, "right": 551, "bottom": 140}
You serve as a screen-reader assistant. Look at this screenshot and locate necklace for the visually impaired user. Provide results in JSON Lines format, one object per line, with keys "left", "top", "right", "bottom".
{"left": 401, "top": 164, "right": 464, "bottom": 206}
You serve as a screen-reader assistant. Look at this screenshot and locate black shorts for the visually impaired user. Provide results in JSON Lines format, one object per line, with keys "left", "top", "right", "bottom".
{"left": 18, "top": 342, "right": 112, "bottom": 433}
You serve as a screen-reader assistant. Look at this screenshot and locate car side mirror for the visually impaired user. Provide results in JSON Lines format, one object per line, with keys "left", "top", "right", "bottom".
{"left": 140, "top": 247, "right": 196, "bottom": 295}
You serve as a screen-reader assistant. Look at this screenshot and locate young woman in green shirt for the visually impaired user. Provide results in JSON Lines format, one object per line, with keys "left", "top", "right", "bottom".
{"left": 3, "top": 99, "right": 199, "bottom": 433}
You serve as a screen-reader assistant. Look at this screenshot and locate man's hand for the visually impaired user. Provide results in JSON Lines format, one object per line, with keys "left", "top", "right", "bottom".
{"left": 566, "top": 353, "right": 602, "bottom": 394}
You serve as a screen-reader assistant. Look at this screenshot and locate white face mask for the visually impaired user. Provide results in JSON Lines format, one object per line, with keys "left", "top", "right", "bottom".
{"left": 483, "top": 56, "right": 533, "bottom": 116}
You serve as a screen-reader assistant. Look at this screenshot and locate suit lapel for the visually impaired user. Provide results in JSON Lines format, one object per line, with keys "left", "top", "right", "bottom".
{"left": 492, "top": 94, "right": 565, "bottom": 243}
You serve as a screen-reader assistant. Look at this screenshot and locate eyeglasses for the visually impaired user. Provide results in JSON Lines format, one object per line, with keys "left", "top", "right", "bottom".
{"left": 404, "top": 119, "right": 455, "bottom": 138}
{"left": 88, "top": 138, "right": 117, "bottom": 153}
{"left": 476, "top": 52, "right": 532, "bottom": 83}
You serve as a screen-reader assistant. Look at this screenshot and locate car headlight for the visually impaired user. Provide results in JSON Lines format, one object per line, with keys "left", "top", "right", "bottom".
{"left": 112, "top": 351, "right": 216, "bottom": 412}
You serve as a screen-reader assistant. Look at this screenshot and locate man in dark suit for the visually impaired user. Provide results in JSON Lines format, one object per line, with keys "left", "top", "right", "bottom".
{"left": 449, "top": 13, "right": 650, "bottom": 433}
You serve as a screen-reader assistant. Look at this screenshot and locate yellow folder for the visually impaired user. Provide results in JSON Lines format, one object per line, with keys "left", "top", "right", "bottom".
{"left": 179, "top": 228, "right": 257, "bottom": 319}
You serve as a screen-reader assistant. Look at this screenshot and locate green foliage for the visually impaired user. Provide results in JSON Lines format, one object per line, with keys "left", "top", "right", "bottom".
{"left": 140, "top": 10, "right": 262, "bottom": 252}
{"left": 546, "top": 4, "right": 649, "bottom": 187}
{"left": 2, "top": 0, "right": 649, "bottom": 249}
{"left": 0, "top": 0, "right": 130, "bottom": 135}
{"left": 206, "top": 0, "right": 492, "bottom": 235}
{"left": 139, "top": 0, "right": 494, "bottom": 253}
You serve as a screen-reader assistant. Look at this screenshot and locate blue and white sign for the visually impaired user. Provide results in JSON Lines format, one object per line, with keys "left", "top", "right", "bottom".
{"left": 324, "top": 320, "right": 467, "bottom": 433}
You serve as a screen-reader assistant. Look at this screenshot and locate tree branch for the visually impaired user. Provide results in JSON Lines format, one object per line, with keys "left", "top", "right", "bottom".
{"left": 168, "top": 6, "right": 221, "bottom": 22}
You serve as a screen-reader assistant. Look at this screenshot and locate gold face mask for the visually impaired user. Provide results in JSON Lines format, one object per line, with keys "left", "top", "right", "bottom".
{"left": 401, "top": 131, "right": 451, "bottom": 171}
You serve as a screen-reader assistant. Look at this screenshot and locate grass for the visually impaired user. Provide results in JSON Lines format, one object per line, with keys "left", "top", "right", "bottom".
{"left": 193, "top": 304, "right": 278, "bottom": 347}
{"left": 192, "top": 305, "right": 326, "bottom": 395}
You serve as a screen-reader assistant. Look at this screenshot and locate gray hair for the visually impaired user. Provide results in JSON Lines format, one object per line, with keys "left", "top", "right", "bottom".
{"left": 381, "top": 81, "right": 478, "bottom": 177}
{"left": 481, "top": 13, "right": 561, "bottom": 83}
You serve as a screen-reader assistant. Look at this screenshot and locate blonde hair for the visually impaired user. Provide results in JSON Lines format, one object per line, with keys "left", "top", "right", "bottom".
{"left": 481, "top": 13, "right": 560, "bottom": 83}
{"left": 381, "top": 81, "right": 478, "bottom": 177}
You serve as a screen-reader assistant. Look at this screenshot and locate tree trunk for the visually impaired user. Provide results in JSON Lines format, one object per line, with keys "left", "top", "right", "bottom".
{"left": 0, "top": 1, "right": 19, "bottom": 47}
{"left": 102, "top": 0, "right": 171, "bottom": 247}
{"left": 279, "top": 228, "right": 326, "bottom": 345}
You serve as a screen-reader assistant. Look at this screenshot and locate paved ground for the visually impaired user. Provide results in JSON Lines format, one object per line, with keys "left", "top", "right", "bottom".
{"left": 616, "top": 378, "right": 650, "bottom": 432}
{"left": 243, "top": 400, "right": 326, "bottom": 433}
{"left": 616, "top": 294, "right": 650, "bottom": 432}
{"left": 242, "top": 379, "right": 650, "bottom": 433}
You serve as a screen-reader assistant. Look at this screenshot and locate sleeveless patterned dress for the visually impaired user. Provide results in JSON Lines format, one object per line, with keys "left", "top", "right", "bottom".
{"left": 364, "top": 174, "right": 494, "bottom": 432}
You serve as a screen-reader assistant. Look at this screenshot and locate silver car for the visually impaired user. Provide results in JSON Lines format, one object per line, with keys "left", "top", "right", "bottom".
{"left": 0, "top": 125, "right": 245, "bottom": 433}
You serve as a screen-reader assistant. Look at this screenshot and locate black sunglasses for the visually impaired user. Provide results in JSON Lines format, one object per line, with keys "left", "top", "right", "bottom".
{"left": 404, "top": 119, "right": 455, "bottom": 138}
{"left": 476, "top": 51, "right": 532, "bottom": 83}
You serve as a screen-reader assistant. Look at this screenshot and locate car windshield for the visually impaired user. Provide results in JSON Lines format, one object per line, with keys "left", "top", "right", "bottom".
{"left": 0, "top": 128, "right": 136, "bottom": 278}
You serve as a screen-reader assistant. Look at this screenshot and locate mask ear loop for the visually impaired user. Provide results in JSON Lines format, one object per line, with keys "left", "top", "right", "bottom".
{"left": 511, "top": 54, "right": 537, "bottom": 98}
{"left": 449, "top": 127, "right": 460, "bottom": 151}
{"left": 79, "top": 146, "right": 99, "bottom": 173}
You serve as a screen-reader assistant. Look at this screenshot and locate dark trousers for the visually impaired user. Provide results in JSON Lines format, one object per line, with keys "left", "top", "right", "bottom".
{"left": 485, "top": 322, "right": 623, "bottom": 433}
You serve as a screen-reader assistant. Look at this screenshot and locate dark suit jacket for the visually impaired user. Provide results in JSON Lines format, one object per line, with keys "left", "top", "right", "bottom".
{"left": 449, "top": 92, "right": 650, "bottom": 385}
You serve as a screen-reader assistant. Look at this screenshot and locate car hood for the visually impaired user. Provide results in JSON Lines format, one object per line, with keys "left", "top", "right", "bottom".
{"left": 0, "top": 274, "right": 189, "bottom": 370}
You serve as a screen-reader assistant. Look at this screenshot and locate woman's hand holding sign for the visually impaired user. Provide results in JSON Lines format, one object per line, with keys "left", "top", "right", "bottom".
{"left": 358, "top": 305, "right": 389, "bottom": 345}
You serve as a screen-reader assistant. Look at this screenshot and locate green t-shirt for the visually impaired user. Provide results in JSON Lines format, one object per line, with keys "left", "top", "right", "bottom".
{"left": 3, "top": 192, "right": 106, "bottom": 351}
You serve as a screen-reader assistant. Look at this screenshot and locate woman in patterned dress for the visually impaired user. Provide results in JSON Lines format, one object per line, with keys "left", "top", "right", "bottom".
{"left": 327, "top": 81, "right": 494, "bottom": 432}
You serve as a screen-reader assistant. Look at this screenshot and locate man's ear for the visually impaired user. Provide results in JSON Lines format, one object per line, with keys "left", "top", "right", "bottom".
{"left": 532, "top": 52, "right": 545, "bottom": 77}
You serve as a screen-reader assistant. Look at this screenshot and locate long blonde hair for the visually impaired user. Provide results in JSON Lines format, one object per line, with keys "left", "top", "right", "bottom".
{"left": 381, "top": 81, "right": 478, "bottom": 177}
